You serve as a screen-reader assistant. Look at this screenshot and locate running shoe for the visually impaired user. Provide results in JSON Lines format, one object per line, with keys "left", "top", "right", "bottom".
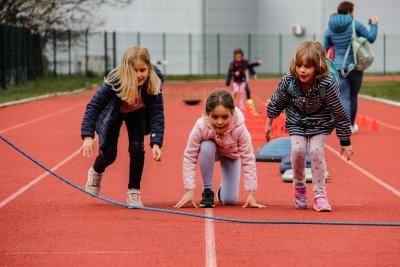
{"left": 314, "top": 196, "right": 332, "bottom": 212}
{"left": 294, "top": 187, "right": 308, "bottom": 209}
{"left": 199, "top": 188, "right": 215, "bottom": 208}
{"left": 85, "top": 167, "right": 103, "bottom": 195}
{"left": 127, "top": 188, "right": 143, "bottom": 208}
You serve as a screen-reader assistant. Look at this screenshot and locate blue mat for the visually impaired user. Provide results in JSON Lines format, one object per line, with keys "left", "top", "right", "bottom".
{"left": 279, "top": 153, "right": 312, "bottom": 174}
{"left": 255, "top": 137, "right": 291, "bottom": 162}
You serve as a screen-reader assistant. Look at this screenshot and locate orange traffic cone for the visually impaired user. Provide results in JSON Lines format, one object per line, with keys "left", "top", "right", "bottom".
{"left": 368, "top": 120, "right": 379, "bottom": 131}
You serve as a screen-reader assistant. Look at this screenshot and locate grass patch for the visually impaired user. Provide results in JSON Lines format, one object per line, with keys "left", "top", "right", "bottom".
{"left": 0, "top": 74, "right": 103, "bottom": 104}
{"left": 361, "top": 81, "right": 400, "bottom": 102}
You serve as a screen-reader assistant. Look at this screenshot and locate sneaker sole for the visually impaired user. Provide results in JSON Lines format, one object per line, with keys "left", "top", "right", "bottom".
{"left": 313, "top": 205, "right": 332, "bottom": 212}
{"left": 294, "top": 200, "right": 308, "bottom": 209}
{"left": 128, "top": 204, "right": 144, "bottom": 209}
{"left": 199, "top": 203, "right": 215, "bottom": 208}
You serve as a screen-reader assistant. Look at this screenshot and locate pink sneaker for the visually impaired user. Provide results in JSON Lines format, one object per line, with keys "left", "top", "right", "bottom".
{"left": 314, "top": 196, "right": 332, "bottom": 212}
{"left": 294, "top": 187, "right": 308, "bottom": 209}
{"left": 127, "top": 189, "right": 143, "bottom": 208}
{"left": 85, "top": 167, "right": 103, "bottom": 195}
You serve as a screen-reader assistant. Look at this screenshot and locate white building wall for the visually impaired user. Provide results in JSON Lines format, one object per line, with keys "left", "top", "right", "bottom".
{"left": 95, "top": 0, "right": 399, "bottom": 35}
{"left": 96, "top": 0, "right": 203, "bottom": 33}
{"left": 256, "top": 0, "right": 399, "bottom": 36}
{"left": 204, "top": 0, "right": 257, "bottom": 34}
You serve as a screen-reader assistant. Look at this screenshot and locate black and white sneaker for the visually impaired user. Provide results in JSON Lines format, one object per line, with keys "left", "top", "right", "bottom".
{"left": 199, "top": 188, "right": 215, "bottom": 208}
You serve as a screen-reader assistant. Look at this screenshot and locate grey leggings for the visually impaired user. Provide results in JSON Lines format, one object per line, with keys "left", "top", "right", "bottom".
{"left": 199, "top": 140, "right": 241, "bottom": 205}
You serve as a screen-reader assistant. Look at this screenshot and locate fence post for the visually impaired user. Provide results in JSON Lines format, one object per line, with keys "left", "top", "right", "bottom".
{"left": 217, "top": 33, "right": 220, "bottom": 75}
{"left": 112, "top": 31, "right": 116, "bottom": 69}
{"left": 53, "top": 30, "right": 57, "bottom": 77}
{"left": 383, "top": 33, "right": 386, "bottom": 74}
{"left": 85, "top": 30, "right": 89, "bottom": 76}
{"left": 248, "top": 33, "right": 252, "bottom": 60}
{"left": 104, "top": 31, "right": 108, "bottom": 75}
{"left": 188, "top": 33, "right": 192, "bottom": 75}
{"left": 68, "top": 30, "right": 71, "bottom": 75}
{"left": 162, "top": 32, "right": 166, "bottom": 74}
{"left": 137, "top": 32, "right": 141, "bottom": 46}
{"left": 0, "top": 25, "right": 5, "bottom": 89}
{"left": 279, "top": 34, "right": 283, "bottom": 75}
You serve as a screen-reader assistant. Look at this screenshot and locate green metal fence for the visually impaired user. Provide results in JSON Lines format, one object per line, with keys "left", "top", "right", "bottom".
{"left": 0, "top": 25, "right": 42, "bottom": 89}
{"left": 45, "top": 31, "right": 400, "bottom": 77}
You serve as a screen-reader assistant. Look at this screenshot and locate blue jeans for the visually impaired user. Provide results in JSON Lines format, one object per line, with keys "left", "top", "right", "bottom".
{"left": 199, "top": 140, "right": 241, "bottom": 205}
{"left": 339, "top": 70, "right": 364, "bottom": 125}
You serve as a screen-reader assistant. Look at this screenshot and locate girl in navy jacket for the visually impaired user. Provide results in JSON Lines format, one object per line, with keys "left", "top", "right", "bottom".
{"left": 79, "top": 46, "right": 165, "bottom": 208}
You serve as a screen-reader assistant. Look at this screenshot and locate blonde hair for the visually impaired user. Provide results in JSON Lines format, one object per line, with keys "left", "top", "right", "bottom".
{"left": 289, "top": 41, "right": 329, "bottom": 82}
{"left": 105, "top": 46, "right": 161, "bottom": 104}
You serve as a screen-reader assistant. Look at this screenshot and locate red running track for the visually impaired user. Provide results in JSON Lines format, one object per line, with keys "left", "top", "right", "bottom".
{"left": 1, "top": 79, "right": 400, "bottom": 266}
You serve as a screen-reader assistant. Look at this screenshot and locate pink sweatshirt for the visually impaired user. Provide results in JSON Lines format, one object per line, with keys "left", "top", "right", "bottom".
{"left": 182, "top": 107, "right": 257, "bottom": 191}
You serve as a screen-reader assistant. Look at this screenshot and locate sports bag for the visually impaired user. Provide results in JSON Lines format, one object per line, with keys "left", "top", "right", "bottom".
{"left": 341, "top": 20, "right": 374, "bottom": 77}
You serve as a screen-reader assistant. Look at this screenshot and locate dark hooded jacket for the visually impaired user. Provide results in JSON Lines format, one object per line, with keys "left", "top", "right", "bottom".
{"left": 81, "top": 66, "right": 165, "bottom": 150}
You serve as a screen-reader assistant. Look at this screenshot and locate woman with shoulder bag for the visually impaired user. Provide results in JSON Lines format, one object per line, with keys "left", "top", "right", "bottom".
{"left": 323, "top": 1, "right": 378, "bottom": 133}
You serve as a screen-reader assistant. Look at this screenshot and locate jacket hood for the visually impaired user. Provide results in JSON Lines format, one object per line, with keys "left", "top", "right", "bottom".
{"left": 328, "top": 14, "right": 353, "bottom": 33}
{"left": 204, "top": 107, "right": 245, "bottom": 134}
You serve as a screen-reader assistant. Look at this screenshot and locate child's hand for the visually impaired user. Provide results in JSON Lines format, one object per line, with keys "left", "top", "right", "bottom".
{"left": 265, "top": 118, "right": 273, "bottom": 142}
{"left": 152, "top": 144, "right": 163, "bottom": 161}
{"left": 78, "top": 137, "right": 94, "bottom": 157}
{"left": 340, "top": 145, "right": 353, "bottom": 161}
{"left": 174, "top": 189, "right": 198, "bottom": 208}
{"left": 243, "top": 191, "right": 266, "bottom": 208}
{"left": 234, "top": 71, "right": 240, "bottom": 77}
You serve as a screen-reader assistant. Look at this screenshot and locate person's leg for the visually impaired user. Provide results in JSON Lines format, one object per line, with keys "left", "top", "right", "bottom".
{"left": 199, "top": 140, "right": 218, "bottom": 207}
{"left": 238, "top": 82, "right": 247, "bottom": 111}
{"left": 245, "top": 82, "right": 251, "bottom": 99}
{"left": 199, "top": 140, "right": 218, "bottom": 190}
{"left": 348, "top": 70, "right": 364, "bottom": 126}
{"left": 93, "top": 115, "right": 123, "bottom": 173}
{"left": 219, "top": 156, "right": 241, "bottom": 205}
{"left": 124, "top": 109, "right": 146, "bottom": 190}
{"left": 232, "top": 82, "right": 239, "bottom": 100}
{"left": 309, "top": 135, "right": 328, "bottom": 197}
{"left": 309, "top": 134, "right": 331, "bottom": 211}
{"left": 87, "top": 114, "right": 123, "bottom": 194}
{"left": 338, "top": 75, "right": 351, "bottom": 121}
{"left": 291, "top": 135, "right": 308, "bottom": 209}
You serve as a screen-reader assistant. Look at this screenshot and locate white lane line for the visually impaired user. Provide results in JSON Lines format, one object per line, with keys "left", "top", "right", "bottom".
{"left": 205, "top": 208, "right": 217, "bottom": 267}
{"left": 4, "top": 251, "right": 141, "bottom": 255}
{"left": 375, "top": 119, "right": 400, "bottom": 131}
{"left": 0, "top": 148, "right": 81, "bottom": 208}
{"left": 0, "top": 105, "right": 83, "bottom": 134}
{"left": 325, "top": 145, "right": 400, "bottom": 198}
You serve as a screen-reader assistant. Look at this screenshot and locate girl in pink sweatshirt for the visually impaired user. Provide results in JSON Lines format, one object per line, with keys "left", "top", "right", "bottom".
{"left": 175, "top": 89, "right": 265, "bottom": 208}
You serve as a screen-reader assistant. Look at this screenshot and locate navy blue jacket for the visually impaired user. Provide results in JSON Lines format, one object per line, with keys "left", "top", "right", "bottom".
{"left": 81, "top": 67, "right": 165, "bottom": 150}
{"left": 225, "top": 60, "right": 260, "bottom": 86}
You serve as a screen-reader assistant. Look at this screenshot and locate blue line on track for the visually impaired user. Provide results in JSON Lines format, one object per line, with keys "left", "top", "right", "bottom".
{"left": 1, "top": 134, "right": 400, "bottom": 227}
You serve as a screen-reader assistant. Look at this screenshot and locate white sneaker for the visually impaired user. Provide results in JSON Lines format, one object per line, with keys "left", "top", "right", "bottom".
{"left": 350, "top": 124, "right": 359, "bottom": 134}
{"left": 85, "top": 167, "right": 103, "bottom": 195}
{"left": 127, "top": 189, "right": 143, "bottom": 208}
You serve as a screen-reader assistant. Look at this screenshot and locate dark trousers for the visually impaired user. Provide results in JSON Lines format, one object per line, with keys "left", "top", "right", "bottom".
{"left": 93, "top": 109, "right": 145, "bottom": 189}
{"left": 245, "top": 82, "right": 251, "bottom": 99}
